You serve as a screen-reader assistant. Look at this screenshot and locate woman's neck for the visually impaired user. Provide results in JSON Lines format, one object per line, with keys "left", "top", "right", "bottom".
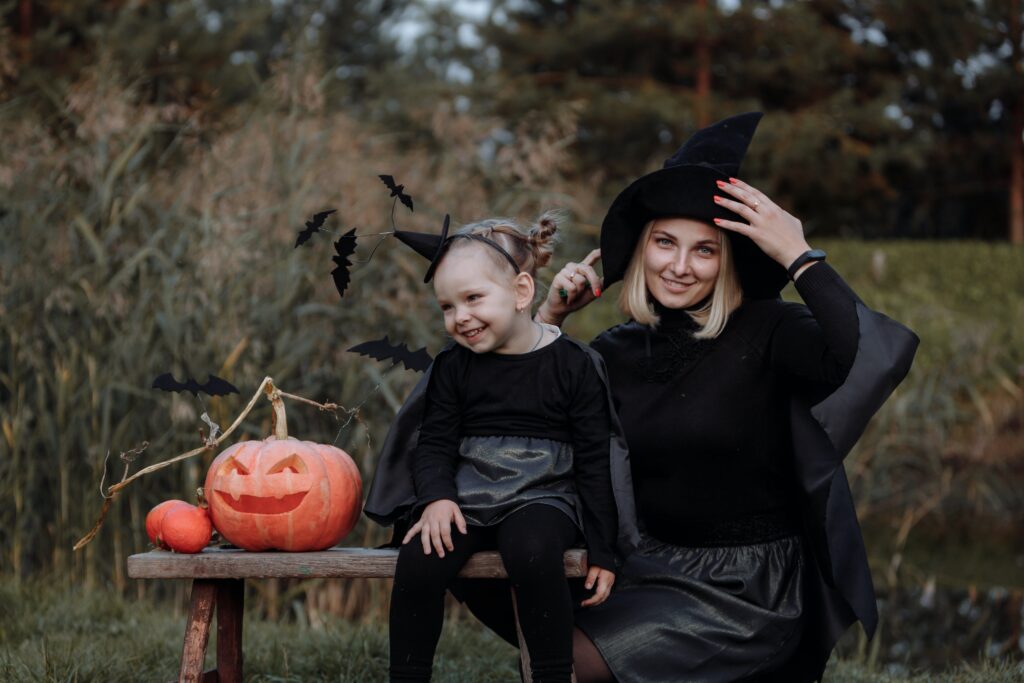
{"left": 653, "top": 297, "right": 709, "bottom": 331}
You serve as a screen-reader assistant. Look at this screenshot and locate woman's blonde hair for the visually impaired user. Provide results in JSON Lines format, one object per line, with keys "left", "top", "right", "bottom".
{"left": 617, "top": 219, "right": 743, "bottom": 339}
{"left": 447, "top": 210, "right": 563, "bottom": 279}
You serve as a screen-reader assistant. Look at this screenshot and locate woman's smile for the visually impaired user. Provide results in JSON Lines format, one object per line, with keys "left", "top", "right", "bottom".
{"left": 659, "top": 275, "right": 697, "bottom": 292}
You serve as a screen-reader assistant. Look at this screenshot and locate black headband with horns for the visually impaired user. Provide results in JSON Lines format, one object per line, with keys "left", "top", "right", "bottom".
{"left": 394, "top": 214, "right": 522, "bottom": 283}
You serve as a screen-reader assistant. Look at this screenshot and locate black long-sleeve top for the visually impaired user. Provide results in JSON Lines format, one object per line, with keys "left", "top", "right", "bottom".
{"left": 591, "top": 262, "right": 860, "bottom": 546}
{"left": 412, "top": 335, "right": 619, "bottom": 570}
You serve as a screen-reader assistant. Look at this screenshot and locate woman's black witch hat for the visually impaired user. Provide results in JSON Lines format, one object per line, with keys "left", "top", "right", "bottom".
{"left": 599, "top": 112, "right": 788, "bottom": 299}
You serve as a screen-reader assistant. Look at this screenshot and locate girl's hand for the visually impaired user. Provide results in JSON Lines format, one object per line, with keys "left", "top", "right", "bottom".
{"left": 711, "top": 178, "right": 813, "bottom": 273}
{"left": 580, "top": 565, "right": 616, "bottom": 607}
{"left": 402, "top": 499, "right": 467, "bottom": 558}
{"left": 536, "top": 249, "right": 603, "bottom": 328}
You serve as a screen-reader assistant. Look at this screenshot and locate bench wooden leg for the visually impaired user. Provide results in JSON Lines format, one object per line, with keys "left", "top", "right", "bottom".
{"left": 510, "top": 587, "right": 576, "bottom": 683}
{"left": 177, "top": 579, "right": 245, "bottom": 683}
{"left": 216, "top": 579, "right": 244, "bottom": 683}
{"left": 179, "top": 580, "right": 216, "bottom": 683}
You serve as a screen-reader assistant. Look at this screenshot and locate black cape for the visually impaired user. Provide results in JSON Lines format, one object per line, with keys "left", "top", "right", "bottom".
{"left": 789, "top": 299, "right": 918, "bottom": 677}
{"left": 364, "top": 336, "right": 641, "bottom": 563}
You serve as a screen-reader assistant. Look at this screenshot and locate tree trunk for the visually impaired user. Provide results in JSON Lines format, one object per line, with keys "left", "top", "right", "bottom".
{"left": 1010, "top": 0, "right": 1024, "bottom": 244}
{"left": 16, "top": 0, "right": 32, "bottom": 63}
{"left": 18, "top": 0, "right": 31, "bottom": 37}
{"left": 695, "top": 0, "right": 712, "bottom": 127}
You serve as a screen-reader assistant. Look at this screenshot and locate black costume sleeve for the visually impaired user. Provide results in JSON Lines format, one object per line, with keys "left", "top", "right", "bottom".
{"left": 769, "top": 262, "right": 860, "bottom": 388}
{"left": 411, "top": 351, "right": 463, "bottom": 506}
{"left": 569, "top": 357, "right": 619, "bottom": 571}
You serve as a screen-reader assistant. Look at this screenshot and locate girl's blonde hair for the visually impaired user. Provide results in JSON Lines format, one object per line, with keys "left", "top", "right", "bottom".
{"left": 447, "top": 210, "right": 564, "bottom": 279}
{"left": 617, "top": 219, "right": 743, "bottom": 339}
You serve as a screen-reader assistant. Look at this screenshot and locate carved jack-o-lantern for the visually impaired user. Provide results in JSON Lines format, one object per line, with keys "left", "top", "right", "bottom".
{"left": 205, "top": 436, "right": 362, "bottom": 551}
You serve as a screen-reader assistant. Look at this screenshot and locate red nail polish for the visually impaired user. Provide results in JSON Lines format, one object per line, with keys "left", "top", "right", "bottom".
{"left": 595, "top": 288, "right": 602, "bottom": 298}
{"left": 713, "top": 195, "right": 722, "bottom": 203}
{"left": 713, "top": 218, "right": 722, "bottom": 224}
{"left": 729, "top": 177, "right": 739, "bottom": 184}
{"left": 716, "top": 180, "right": 726, "bottom": 188}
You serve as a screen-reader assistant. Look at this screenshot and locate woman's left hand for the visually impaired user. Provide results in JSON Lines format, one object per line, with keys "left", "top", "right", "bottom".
{"left": 711, "top": 177, "right": 812, "bottom": 269}
{"left": 580, "top": 566, "right": 616, "bottom": 607}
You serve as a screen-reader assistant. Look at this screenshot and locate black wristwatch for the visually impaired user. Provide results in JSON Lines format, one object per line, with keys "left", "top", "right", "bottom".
{"left": 786, "top": 249, "right": 827, "bottom": 280}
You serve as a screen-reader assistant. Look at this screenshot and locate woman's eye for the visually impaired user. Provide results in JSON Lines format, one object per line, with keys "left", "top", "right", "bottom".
{"left": 698, "top": 246, "right": 715, "bottom": 256}
{"left": 440, "top": 304, "right": 452, "bottom": 312}
{"left": 467, "top": 294, "right": 480, "bottom": 302}
{"left": 656, "top": 238, "right": 673, "bottom": 247}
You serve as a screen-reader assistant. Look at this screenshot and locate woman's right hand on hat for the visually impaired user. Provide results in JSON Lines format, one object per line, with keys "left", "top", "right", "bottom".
{"left": 536, "top": 249, "right": 603, "bottom": 327}
{"left": 403, "top": 499, "right": 467, "bottom": 557}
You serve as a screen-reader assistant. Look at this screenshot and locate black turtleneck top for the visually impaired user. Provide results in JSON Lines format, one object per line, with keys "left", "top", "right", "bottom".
{"left": 590, "top": 262, "right": 860, "bottom": 546}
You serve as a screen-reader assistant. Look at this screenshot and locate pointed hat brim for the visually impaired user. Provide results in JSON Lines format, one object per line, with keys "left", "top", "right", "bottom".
{"left": 394, "top": 214, "right": 451, "bottom": 283}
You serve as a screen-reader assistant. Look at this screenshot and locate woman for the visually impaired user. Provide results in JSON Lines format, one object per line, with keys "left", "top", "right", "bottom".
{"left": 525, "top": 112, "right": 919, "bottom": 682}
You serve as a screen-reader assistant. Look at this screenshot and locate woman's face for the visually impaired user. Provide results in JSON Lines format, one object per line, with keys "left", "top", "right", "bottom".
{"left": 643, "top": 217, "right": 722, "bottom": 309}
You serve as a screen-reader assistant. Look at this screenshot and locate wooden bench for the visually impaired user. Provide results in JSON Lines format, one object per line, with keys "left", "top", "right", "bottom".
{"left": 128, "top": 547, "right": 588, "bottom": 683}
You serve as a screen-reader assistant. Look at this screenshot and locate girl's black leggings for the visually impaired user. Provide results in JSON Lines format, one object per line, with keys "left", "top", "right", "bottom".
{"left": 389, "top": 503, "right": 579, "bottom": 683}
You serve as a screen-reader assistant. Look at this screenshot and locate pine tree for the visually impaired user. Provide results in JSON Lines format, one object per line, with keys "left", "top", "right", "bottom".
{"left": 855, "top": 0, "right": 1024, "bottom": 240}
{"left": 463, "top": 0, "right": 913, "bottom": 236}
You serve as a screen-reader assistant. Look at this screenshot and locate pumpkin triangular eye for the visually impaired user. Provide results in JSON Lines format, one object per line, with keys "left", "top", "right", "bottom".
{"left": 218, "top": 455, "right": 250, "bottom": 476}
{"left": 268, "top": 454, "right": 308, "bottom": 475}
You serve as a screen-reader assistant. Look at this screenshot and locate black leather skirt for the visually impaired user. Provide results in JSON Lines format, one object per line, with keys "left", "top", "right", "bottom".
{"left": 575, "top": 533, "right": 805, "bottom": 683}
{"left": 454, "top": 435, "right": 581, "bottom": 529}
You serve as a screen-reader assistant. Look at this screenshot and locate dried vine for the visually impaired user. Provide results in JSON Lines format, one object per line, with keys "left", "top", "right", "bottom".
{"left": 72, "top": 376, "right": 366, "bottom": 551}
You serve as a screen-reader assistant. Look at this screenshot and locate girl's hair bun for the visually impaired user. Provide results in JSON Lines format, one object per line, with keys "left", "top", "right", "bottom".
{"left": 528, "top": 210, "right": 565, "bottom": 270}
{"left": 452, "top": 209, "right": 566, "bottom": 277}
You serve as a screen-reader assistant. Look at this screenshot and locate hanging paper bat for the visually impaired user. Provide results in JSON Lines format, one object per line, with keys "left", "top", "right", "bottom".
{"left": 295, "top": 209, "right": 337, "bottom": 248}
{"left": 152, "top": 373, "right": 240, "bottom": 397}
{"left": 378, "top": 175, "right": 414, "bottom": 212}
{"left": 332, "top": 228, "right": 358, "bottom": 299}
{"left": 348, "top": 336, "right": 432, "bottom": 373}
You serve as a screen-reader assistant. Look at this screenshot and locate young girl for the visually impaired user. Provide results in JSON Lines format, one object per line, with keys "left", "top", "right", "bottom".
{"left": 373, "top": 213, "right": 633, "bottom": 683}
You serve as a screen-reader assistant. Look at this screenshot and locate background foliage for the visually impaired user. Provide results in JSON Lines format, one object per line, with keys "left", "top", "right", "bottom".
{"left": 2, "top": 0, "right": 1023, "bottom": 677}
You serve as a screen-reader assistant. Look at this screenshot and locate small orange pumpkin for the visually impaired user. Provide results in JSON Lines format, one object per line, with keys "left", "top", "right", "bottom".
{"left": 146, "top": 499, "right": 189, "bottom": 549}
{"left": 204, "top": 437, "right": 362, "bottom": 551}
{"left": 161, "top": 504, "right": 213, "bottom": 554}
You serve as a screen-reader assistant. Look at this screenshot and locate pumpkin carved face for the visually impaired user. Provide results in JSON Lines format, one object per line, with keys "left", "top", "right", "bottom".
{"left": 205, "top": 436, "right": 362, "bottom": 552}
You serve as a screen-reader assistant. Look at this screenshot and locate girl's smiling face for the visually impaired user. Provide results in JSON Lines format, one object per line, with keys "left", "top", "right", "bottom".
{"left": 643, "top": 217, "right": 722, "bottom": 309}
{"left": 432, "top": 243, "right": 534, "bottom": 354}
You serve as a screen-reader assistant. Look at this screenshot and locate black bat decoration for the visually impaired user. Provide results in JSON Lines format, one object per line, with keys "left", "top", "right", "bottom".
{"left": 295, "top": 209, "right": 337, "bottom": 248}
{"left": 348, "top": 336, "right": 432, "bottom": 373}
{"left": 332, "top": 228, "right": 358, "bottom": 299}
{"left": 378, "top": 175, "right": 414, "bottom": 212}
{"left": 152, "top": 373, "right": 240, "bottom": 397}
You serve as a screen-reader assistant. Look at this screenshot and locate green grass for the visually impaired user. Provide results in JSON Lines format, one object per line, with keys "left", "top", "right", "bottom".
{"left": 0, "top": 579, "right": 518, "bottom": 682}
{"left": 1, "top": 580, "right": 1020, "bottom": 682}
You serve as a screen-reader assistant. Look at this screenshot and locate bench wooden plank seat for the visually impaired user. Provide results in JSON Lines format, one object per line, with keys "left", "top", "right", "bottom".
{"left": 128, "top": 547, "right": 588, "bottom": 579}
{"left": 129, "top": 547, "right": 587, "bottom": 683}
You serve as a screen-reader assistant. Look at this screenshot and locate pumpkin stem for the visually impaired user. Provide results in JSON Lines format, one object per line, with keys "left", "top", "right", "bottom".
{"left": 264, "top": 379, "right": 289, "bottom": 439}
